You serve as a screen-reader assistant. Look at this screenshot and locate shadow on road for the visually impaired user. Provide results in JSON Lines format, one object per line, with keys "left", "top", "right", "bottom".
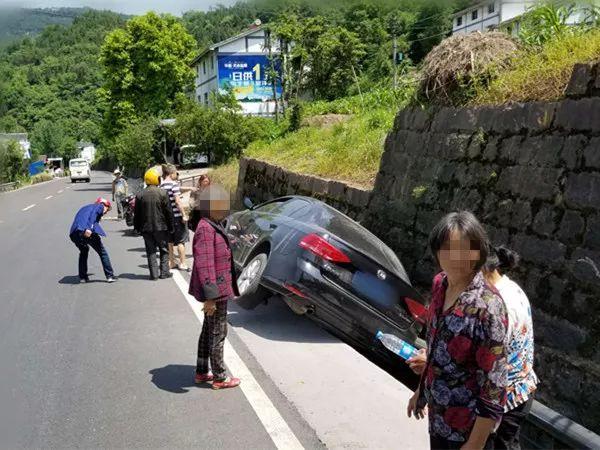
{"left": 58, "top": 275, "right": 103, "bottom": 285}
{"left": 127, "top": 247, "right": 146, "bottom": 252}
{"left": 119, "top": 272, "right": 151, "bottom": 281}
{"left": 72, "top": 188, "right": 111, "bottom": 192}
{"left": 149, "top": 364, "right": 211, "bottom": 393}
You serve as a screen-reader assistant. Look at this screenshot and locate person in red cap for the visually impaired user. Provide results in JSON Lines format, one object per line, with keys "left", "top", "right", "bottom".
{"left": 68, "top": 197, "right": 116, "bottom": 283}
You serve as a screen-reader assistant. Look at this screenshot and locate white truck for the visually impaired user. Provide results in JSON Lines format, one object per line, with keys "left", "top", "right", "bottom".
{"left": 69, "top": 158, "right": 91, "bottom": 183}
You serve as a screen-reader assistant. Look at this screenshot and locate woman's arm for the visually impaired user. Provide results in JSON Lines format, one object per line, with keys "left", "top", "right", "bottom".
{"left": 192, "top": 224, "right": 219, "bottom": 300}
{"left": 465, "top": 295, "right": 508, "bottom": 449}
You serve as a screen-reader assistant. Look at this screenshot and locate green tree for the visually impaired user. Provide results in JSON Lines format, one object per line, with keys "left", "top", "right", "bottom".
{"left": 407, "top": 2, "right": 453, "bottom": 63}
{"left": 0, "top": 140, "right": 26, "bottom": 182}
{"left": 99, "top": 12, "right": 196, "bottom": 136}
{"left": 112, "top": 118, "right": 157, "bottom": 170}
{"left": 519, "top": 2, "right": 575, "bottom": 46}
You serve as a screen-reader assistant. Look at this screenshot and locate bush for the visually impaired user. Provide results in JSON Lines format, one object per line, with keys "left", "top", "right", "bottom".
{"left": 31, "top": 172, "right": 53, "bottom": 184}
{"left": 473, "top": 28, "right": 600, "bottom": 105}
{"left": 0, "top": 140, "right": 26, "bottom": 182}
{"left": 112, "top": 118, "right": 156, "bottom": 171}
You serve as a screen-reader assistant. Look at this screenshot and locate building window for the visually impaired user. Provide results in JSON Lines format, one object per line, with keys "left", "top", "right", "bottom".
{"left": 488, "top": 3, "right": 495, "bottom": 14}
{"left": 210, "top": 56, "right": 214, "bottom": 71}
{"left": 456, "top": 16, "right": 463, "bottom": 27}
{"left": 472, "top": 9, "right": 478, "bottom": 21}
{"left": 203, "top": 61, "right": 206, "bottom": 75}
{"left": 204, "top": 92, "right": 209, "bottom": 105}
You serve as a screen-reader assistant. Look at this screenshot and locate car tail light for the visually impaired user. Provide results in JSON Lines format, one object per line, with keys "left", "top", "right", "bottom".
{"left": 405, "top": 297, "right": 428, "bottom": 325}
{"left": 299, "top": 233, "right": 351, "bottom": 264}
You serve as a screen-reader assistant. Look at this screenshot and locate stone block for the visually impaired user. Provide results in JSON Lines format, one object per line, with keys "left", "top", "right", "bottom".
{"left": 512, "top": 233, "right": 566, "bottom": 269}
{"left": 565, "top": 63, "right": 594, "bottom": 98}
{"left": 327, "top": 180, "right": 347, "bottom": 200}
{"left": 547, "top": 275, "right": 568, "bottom": 310}
{"left": 311, "top": 177, "right": 329, "bottom": 195}
{"left": 439, "top": 133, "right": 471, "bottom": 160}
{"left": 565, "top": 172, "right": 600, "bottom": 209}
{"left": 415, "top": 209, "right": 444, "bottom": 236}
{"left": 432, "top": 107, "right": 481, "bottom": 133}
{"left": 532, "top": 309, "right": 588, "bottom": 351}
{"left": 481, "top": 102, "right": 556, "bottom": 135}
{"left": 561, "top": 135, "right": 587, "bottom": 170}
{"left": 394, "top": 107, "right": 431, "bottom": 131}
{"left": 482, "top": 136, "right": 500, "bottom": 162}
{"left": 449, "top": 188, "right": 483, "bottom": 212}
{"left": 346, "top": 187, "right": 371, "bottom": 208}
{"left": 492, "top": 199, "right": 531, "bottom": 229}
{"left": 532, "top": 206, "right": 559, "bottom": 237}
{"left": 496, "top": 166, "right": 561, "bottom": 201}
{"left": 583, "top": 136, "right": 600, "bottom": 169}
{"left": 558, "top": 210, "right": 585, "bottom": 245}
{"left": 584, "top": 214, "right": 600, "bottom": 250}
{"left": 379, "top": 199, "right": 417, "bottom": 229}
{"left": 498, "top": 135, "right": 525, "bottom": 164}
{"left": 555, "top": 97, "right": 600, "bottom": 133}
{"left": 485, "top": 224, "right": 510, "bottom": 246}
{"left": 569, "top": 248, "right": 600, "bottom": 288}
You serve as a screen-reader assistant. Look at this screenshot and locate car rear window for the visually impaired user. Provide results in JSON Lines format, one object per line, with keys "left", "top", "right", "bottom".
{"left": 70, "top": 161, "right": 88, "bottom": 167}
{"left": 315, "top": 204, "right": 409, "bottom": 281}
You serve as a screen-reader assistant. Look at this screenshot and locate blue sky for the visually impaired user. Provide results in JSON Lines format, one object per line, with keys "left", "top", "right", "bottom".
{"left": 0, "top": 0, "right": 238, "bottom": 15}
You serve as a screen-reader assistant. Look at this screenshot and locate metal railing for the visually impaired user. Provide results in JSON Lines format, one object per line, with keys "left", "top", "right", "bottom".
{"left": 523, "top": 400, "right": 600, "bottom": 449}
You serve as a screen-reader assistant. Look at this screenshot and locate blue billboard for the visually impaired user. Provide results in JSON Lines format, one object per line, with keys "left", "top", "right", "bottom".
{"left": 217, "top": 54, "right": 282, "bottom": 103}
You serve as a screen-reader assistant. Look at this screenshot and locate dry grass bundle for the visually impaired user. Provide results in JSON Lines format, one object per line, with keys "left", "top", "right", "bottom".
{"left": 420, "top": 31, "right": 519, "bottom": 105}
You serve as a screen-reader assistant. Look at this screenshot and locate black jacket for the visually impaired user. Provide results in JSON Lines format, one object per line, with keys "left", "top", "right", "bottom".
{"left": 134, "top": 186, "right": 174, "bottom": 233}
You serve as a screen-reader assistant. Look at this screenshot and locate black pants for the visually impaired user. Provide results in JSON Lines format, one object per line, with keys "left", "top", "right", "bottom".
{"left": 142, "top": 231, "right": 170, "bottom": 279}
{"left": 196, "top": 299, "right": 228, "bottom": 381}
{"left": 430, "top": 435, "right": 493, "bottom": 450}
{"left": 70, "top": 231, "right": 114, "bottom": 279}
{"left": 492, "top": 397, "right": 534, "bottom": 450}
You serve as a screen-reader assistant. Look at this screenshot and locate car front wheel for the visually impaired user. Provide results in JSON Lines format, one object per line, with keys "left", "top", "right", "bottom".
{"left": 236, "top": 253, "right": 269, "bottom": 310}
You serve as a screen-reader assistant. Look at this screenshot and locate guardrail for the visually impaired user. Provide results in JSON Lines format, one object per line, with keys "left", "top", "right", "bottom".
{"left": 0, "top": 181, "right": 18, "bottom": 192}
{"left": 523, "top": 401, "right": 600, "bottom": 449}
{"left": 179, "top": 173, "right": 203, "bottom": 189}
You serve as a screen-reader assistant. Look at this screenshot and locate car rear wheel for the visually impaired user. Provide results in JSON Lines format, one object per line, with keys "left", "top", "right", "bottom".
{"left": 236, "top": 253, "right": 269, "bottom": 310}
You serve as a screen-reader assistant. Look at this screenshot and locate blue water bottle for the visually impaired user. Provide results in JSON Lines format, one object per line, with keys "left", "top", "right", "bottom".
{"left": 376, "top": 331, "right": 417, "bottom": 360}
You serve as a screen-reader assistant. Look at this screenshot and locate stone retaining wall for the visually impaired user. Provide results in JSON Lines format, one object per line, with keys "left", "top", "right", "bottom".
{"left": 235, "top": 157, "right": 371, "bottom": 222}
{"left": 365, "top": 99, "right": 600, "bottom": 433}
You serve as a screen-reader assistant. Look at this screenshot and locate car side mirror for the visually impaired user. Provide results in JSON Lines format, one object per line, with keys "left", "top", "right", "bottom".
{"left": 243, "top": 197, "right": 254, "bottom": 210}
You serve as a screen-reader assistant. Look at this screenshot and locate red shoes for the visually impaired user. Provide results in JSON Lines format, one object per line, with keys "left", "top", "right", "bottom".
{"left": 194, "top": 373, "right": 241, "bottom": 390}
{"left": 194, "top": 373, "right": 214, "bottom": 384}
{"left": 212, "top": 377, "right": 241, "bottom": 390}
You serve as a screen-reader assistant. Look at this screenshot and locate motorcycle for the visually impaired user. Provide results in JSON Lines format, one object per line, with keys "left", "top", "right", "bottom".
{"left": 121, "top": 194, "right": 136, "bottom": 227}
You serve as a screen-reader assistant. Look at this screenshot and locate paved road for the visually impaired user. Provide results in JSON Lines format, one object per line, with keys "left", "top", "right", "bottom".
{"left": 0, "top": 172, "right": 429, "bottom": 449}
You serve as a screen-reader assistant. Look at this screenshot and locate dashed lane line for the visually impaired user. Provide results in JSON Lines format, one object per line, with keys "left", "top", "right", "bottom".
{"left": 57, "top": 190, "right": 64, "bottom": 194}
{"left": 45, "top": 195, "right": 53, "bottom": 200}
{"left": 171, "top": 270, "right": 304, "bottom": 450}
{"left": 22, "top": 204, "right": 36, "bottom": 211}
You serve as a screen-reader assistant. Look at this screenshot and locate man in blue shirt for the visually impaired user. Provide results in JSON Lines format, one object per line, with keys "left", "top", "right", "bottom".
{"left": 69, "top": 197, "right": 116, "bottom": 283}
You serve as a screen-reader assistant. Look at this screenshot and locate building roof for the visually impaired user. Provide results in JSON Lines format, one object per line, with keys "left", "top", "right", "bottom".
{"left": 191, "top": 24, "right": 264, "bottom": 65}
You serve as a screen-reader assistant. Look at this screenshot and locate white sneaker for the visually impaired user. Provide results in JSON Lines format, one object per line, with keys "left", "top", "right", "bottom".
{"left": 107, "top": 277, "right": 117, "bottom": 283}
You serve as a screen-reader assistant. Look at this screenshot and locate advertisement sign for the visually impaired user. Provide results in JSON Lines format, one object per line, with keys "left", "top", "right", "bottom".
{"left": 217, "top": 54, "right": 282, "bottom": 103}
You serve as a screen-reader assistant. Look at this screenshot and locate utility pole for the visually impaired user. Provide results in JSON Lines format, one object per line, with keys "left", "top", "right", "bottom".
{"left": 393, "top": 35, "right": 398, "bottom": 90}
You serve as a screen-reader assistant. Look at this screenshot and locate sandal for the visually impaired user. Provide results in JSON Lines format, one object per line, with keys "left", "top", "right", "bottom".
{"left": 212, "top": 377, "right": 241, "bottom": 390}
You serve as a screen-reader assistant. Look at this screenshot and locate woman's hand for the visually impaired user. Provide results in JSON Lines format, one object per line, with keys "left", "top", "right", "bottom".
{"left": 407, "top": 389, "right": 426, "bottom": 420}
{"left": 406, "top": 348, "right": 427, "bottom": 375}
{"left": 203, "top": 299, "right": 217, "bottom": 316}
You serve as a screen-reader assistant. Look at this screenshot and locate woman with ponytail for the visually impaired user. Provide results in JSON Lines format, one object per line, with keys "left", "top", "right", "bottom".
{"left": 482, "top": 246, "right": 538, "bottom": 450}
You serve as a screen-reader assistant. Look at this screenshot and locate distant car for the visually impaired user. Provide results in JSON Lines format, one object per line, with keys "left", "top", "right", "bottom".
{"left": 180, "top": 144, "right": 209, "bottom": 167}
{"left": 224, "top": 196, "right": 428, "bottom": 364}
{"left": 68, "top": 158, "right": 90, "bottom": 183}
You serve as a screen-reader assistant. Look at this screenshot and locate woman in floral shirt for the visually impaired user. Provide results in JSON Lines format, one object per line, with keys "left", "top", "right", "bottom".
{"left": 407, "top": 211, "right": 508, "bottom": 450}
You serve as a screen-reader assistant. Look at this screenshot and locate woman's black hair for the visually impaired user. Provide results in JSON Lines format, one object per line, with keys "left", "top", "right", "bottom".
{"left": 484, "top": 245, "right": 520, "bottom": 273}
{"left": 429, "top": 211, "right": 490, "bottom": 272}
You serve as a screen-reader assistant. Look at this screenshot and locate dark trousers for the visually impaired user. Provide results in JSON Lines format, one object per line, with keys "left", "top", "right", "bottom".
{"left": 196, "top": 299, "right": 228, "bottom": 381}
{"left": 142, "top": 231, "right": 170, "bottom": 279}
{"left": 430, "top": 435, "right": 493, "bottom": 450}
{"left": 492, "top": 397, "right": 534, "bottom": 450}
{"left": 70, "top": 231, "right": 114, "bottom": 279}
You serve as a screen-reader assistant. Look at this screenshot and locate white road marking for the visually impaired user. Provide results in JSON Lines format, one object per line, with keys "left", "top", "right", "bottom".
{"left": 65, "top": 187, "right": 71, "bottom": 189}
{"left": 45, "top": 195, "right": 53, "bottom": 200}
{"left": 57, "top": 190, "right": 64, "bottom": 194}
{"left": 171, "top": 270, "right": 304, "bottom": 450}
{"left": 22, "top": 204, "right": 36, "bottom": 211}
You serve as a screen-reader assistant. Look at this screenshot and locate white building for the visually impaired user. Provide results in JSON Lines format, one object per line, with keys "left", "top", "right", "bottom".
{"left": 0, "top": 133, "right": 31, "bottom": 159}
{"left": 452, "top": 1, "right": 589, "bottom": 35}
{"left": 190, "top": 22, "right": 282, "bottom": 116}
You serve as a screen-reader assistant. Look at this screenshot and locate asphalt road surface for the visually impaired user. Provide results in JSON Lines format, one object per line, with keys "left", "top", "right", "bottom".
{"left": 0, "top": 172, "right": 429, "bottom": 449}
